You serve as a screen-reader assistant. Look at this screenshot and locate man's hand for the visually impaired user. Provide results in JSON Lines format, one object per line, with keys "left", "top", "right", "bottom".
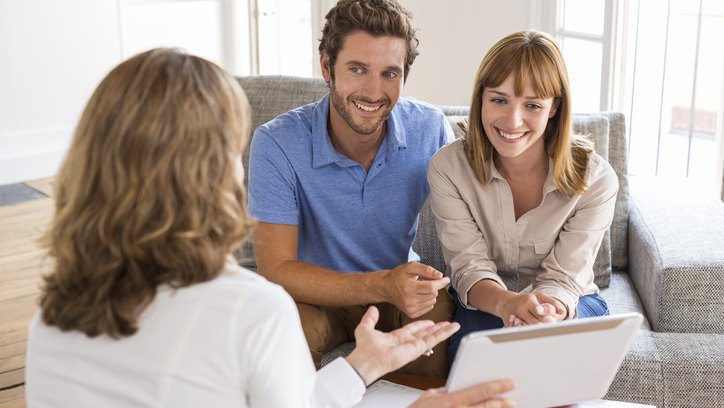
{"left": 382, "top": 262, "right": 450, "bottom": 318}
{"left": 500, "top": 292, "right": 567, "bottom": 326}
{"left": 345, "top": 306, "right": 460, "bottom": 385}
{"left": 410, "top": 379, "right": 516, "bottom": 408}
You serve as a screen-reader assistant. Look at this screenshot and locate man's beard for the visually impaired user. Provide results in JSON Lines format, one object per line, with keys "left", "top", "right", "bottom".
{"left": 329, "top": 79, "right": 391, "bottom": 136}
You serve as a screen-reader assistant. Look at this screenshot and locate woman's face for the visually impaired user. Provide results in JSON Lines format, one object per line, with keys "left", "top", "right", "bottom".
{"left": 481, "top": 73, "right": 559, "bottom": 161}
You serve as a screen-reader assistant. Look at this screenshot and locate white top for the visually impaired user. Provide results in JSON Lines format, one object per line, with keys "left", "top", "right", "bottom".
{"left": 428, "top": 139, "right": 618, "bottom": 316}
{"left": 26, "top": 264, "right": 365, "bottom": 408}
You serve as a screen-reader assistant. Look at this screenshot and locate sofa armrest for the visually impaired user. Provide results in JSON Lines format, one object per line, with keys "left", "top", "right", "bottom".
{"left": 627, "top": 183, "right": 724, "bottom": 333}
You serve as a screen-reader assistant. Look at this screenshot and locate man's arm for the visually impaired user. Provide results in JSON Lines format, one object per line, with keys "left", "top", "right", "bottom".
{"left": 254, "top": 222, "right": 449, "bottom": 318}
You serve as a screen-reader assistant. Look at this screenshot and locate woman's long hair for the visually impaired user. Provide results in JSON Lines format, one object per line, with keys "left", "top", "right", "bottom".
{"left": 465, "top": 30, "right": 593, "bottom": 197}
{"left": 40, "top": 48, "right": 254, "bottom": 338}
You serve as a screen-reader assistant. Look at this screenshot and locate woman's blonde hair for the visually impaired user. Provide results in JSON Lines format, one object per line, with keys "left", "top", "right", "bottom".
{"left": 40, "top": 48, "right": 254, "bottom": 338}
{"left": 464, "top": 30, "right": 593, "bottom": 197}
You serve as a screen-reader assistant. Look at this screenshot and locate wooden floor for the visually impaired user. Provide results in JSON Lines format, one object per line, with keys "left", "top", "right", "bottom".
{"left": 0, "top": 179, "right": 54, "bottom": 408}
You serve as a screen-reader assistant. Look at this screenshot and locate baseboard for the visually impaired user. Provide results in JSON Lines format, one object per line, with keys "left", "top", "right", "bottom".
{"left": 0, "top": 126, "right": 73, "bottom": 186}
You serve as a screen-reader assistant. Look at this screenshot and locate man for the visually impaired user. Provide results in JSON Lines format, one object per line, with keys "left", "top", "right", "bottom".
{"left": 248, "top": 0, "right": 454, "bottom": 377}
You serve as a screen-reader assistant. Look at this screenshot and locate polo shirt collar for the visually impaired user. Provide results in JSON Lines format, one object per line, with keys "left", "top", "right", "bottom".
{"left": 311, "top": 95, "right": 407, "bottom": 169}
{"left": 311, "top": 95, "right": 336, "bottom": 168}
{"left": 385, "top": 104, "right": 407, "bottom": 152}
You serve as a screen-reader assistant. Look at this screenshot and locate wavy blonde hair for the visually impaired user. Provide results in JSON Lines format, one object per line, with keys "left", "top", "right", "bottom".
{"left": 40, "top": 48, "right": 254, "bottom": 338}
{"left": 464, "top": 30, "right": 593, "bottom": 197}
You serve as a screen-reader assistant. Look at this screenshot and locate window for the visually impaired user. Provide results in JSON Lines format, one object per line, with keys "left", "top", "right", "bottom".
{"left": 252, "top": 0, "right": 314, "bottom": 76}
{"left": 118, "top": 0, "right": 252, "bottom": 76}
{"left": 120, "top": 0, "right": 230, "bottom": 68}
{"left": 542, "top": 0, "right": 615, "bottom": 113}
{"left": 548, "top": 0, "right": 724, "bottom": 198}
{"left": 118, "top": 0, "right": 316, "bottom": 77}
{"left": 618, "top": 0, "right": 724, "bottom": 192}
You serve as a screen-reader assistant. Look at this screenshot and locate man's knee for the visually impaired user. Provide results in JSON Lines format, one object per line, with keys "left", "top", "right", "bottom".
{"left": 295, "top": 302, "right": 352, "bottom": 368}
{"left": 296, "top": 302, "right": 330, "bottom": 354}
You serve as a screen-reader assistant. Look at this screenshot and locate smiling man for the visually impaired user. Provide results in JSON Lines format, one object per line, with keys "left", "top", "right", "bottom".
{"left": 247, "top": 0, "right": 454, "bottom": 377}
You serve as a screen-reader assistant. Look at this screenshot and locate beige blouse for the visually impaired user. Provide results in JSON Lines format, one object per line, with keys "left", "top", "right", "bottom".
{"left": 427, "top": 139, "right": 618, "bottom": 317}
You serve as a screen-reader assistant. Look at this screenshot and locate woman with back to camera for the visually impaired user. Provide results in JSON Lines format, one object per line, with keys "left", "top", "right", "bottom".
{"left": 25, "top": 48, "right": 514, "bottom": 407}
{"left": 428, "top": 30, "right": 617, "bottom": 359}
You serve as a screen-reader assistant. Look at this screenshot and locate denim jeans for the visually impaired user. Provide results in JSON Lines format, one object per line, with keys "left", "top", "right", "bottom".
{"left": 448, "top": 288, "right": 609, "bottom": 365}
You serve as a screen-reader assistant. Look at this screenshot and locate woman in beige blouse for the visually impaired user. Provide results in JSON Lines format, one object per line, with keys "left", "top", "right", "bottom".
{"left": 428, "top": 30, "right": 618, "bottom": 360}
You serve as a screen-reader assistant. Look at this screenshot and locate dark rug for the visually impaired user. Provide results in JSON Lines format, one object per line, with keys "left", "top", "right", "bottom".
{"left": 0, "top": 183, "right": 48, "bottom": 206}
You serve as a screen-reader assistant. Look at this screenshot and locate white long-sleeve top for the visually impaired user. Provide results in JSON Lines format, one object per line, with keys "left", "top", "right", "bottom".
{"left": 26, "top": 264, "right": 365, "bottom": 408}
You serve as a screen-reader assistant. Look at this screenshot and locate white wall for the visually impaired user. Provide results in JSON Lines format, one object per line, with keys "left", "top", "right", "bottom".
{"left": 399, "top": 0, "right": 537, "bottom": 106}
{"left": 0, "top": 0, "right": 533, "bottom": 185}
{"left": 0, "top": 0, "right": 248, "bottom": 186}
{"left": 313, "top": 0, "right": 539, "bottom": 105}
{"left": 0, "top": 0, "right": 122, "bottom": 186}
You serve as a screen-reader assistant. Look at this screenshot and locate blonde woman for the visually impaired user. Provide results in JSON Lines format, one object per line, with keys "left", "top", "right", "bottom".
{"left": 428, "top": 31, "right": 617, "bottom": 360}
{"left": 25, "top": 48, "right": 514, "bottom": 408}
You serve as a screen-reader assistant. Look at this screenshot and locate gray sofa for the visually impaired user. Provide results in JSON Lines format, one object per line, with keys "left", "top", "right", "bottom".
{"left": 236, "top": 75, "right": 724, "bottom": 407}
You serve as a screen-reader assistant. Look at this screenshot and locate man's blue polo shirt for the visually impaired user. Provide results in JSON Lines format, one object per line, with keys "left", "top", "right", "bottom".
{"left": 248, "top": 95, "right": 453, "bottom": 273}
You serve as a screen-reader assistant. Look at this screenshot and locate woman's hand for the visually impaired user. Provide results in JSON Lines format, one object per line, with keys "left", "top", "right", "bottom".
{"left": 410, "top": 379, "right": 516, "bottom": 408}
{"left": 345, "top": 306, "right": 460, "bottom": 385}
{"left": 501, "top": 292, "right": 567, "bottom": 327}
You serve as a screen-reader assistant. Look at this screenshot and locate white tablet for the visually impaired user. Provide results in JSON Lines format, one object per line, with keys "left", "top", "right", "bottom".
{"left": 447, "top": 312, "right": 643, "bottom": 408}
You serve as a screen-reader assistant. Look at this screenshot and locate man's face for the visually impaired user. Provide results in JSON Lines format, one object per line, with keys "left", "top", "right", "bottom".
{"left": 321, "top": 31, "right": 406, "bottom": 140}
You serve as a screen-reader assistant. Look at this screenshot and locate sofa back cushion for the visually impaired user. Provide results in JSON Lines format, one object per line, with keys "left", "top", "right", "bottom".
{"left": 237, "top": 75, "right": 329, "bottom": 177}
{"left": 574, "top": 113, "right": 630, "bottom": 273}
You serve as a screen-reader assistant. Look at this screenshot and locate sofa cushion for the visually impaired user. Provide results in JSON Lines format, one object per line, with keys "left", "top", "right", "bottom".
{"left": 572, "top": 114, "right": 612, "bottom": 287}
{"left": 653, "top": 332, "right": 724, "bottom": 407}
{"left": 628, "top": 184, "right": 724, "bottom": 333}
{"left": 605, "top": 329, "right": 662, "bottom": 407}
{"left": 575, "top": 113, "right": 630, "bottom": 272}
{"left": 412, "top": 199, "right": 446, "bottom": 273}
{"left": 237, "top": 75, "right": 329, "bottom": 176}
{"left": 238, "top": 75, "right": 329, "bottom": 131}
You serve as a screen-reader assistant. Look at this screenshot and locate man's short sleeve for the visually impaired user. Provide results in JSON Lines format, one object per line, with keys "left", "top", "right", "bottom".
{"left": 247, "top": 128, "right": 299, "bottom": 225}
{"left": 440, "top": 113, "right": 455, "bottom": 146}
